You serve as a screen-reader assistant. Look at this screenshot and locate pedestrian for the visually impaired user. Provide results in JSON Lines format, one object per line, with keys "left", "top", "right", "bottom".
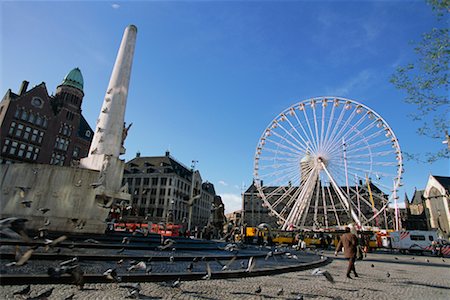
{"left": 335, "top": 226, "right": 359, "bottom": 279}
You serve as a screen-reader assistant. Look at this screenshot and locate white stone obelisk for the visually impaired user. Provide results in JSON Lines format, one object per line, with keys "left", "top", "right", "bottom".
{"left": 81, "top": 25, "right": 137, "bottom": 193}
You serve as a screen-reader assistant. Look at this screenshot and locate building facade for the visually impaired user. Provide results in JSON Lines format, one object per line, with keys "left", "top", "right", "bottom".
{"left": 121, "top": 151, "right": 218, "bottom": 230}
{"left": 0, "top": 68, "right": 93, "bottom": 166}
{"left": 242, "top": 180, "right": 391, "bottom": 230}
{"left": 423, "top": 175, "right": 450, "bottom": 236}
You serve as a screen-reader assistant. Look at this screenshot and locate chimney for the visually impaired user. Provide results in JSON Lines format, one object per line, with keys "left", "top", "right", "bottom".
{"left": 165, "top": 150, "right": 170, "bottom": 157}
{"left": 136, "top": 151, "right": 141, "bottom": 158}
{"left": 19, "top": 81, "right": 29, "bottom": 95}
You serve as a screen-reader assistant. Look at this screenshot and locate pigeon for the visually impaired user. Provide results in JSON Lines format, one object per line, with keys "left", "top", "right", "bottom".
{"left": 44, "top": 235, "right": 67, "bottom": 247}
{"left": 104, "top": 268, "right": 121, "bottom": 282}
{"left": 394, "top": 257, "right": 399, "bottom": 260}
{"left": 126, "top": 289, "right": 140, "bottom": 299}
{"left": 117, "top": 247, "right": 125, "bottom": 254}
{"left": 221, "top": 256, "right": 237, "bottom": 271}
{"left": 386, "top": 272, "right": 391, "bottom": 278}
{"left": 265, "top": 251, "right": 273, "bottom": 260}
{"left": 311, "top": 268, "right": 335, "bottom": 284}
{"left": 15, "top": 248, "right": 34, "bottom": 266}
{"left": 296, "top": 293, "right": 304, "bottom": 300}
{"left": 146, "top": 264, "right": 153, "bottom": 274}
{"left": 127, "top": 261, "right": 146, "bottom": 272}
{"left": 84, "top": 238, "right": 100, "bottom": 244}
{"left": 38, "top": 208, "right": 50, "bottom": 214}
{"left": 122, "top": 237, "right": 131, "bottom": 244}
{"left": 371, "top": 264, "right": 375, "bottom": 268}
{"left": 60, "top": 257, "right": 78, "bottom": 267}
{"left": 13, "top": 285, "right": 30, "bottom": 296}
{"left": 202, "top": 262, "right": 212, "bottom": 280}
{"left": 246, "top": 256, "right": 256, "bottom": 272}
{"left": 43, "top": 219, "right": 51, "bottom": 226}
{"left": 171, "top": 277, "right": 181, "bottom": 288}
{"left": 426, "top": 259, "right": 430, "bottom": 263}
{"left": 255, "top": 285, "right": 262, "bottom": 294}
{"left": 169, "top": 255, "right": 175, "bottom": 263}
{"left": 187, "top": 262, "right": 194, "bottom": 272}
{"left": 68, "top": 265, "right": 84, "bottom": 289}
{"left": 117, "top": 259, "right": 124, "bottom": 265}
{"left": 30, "top": 288, "right": 54, "bottom": 299}
{"left": 64, "top": 294, "right": 75, "bottom": 300}
{"left": 276, "top": 288, "right": 284, "bottom": 296}
{"left": 21, "top": 200, "right": 32, "bottom": 208}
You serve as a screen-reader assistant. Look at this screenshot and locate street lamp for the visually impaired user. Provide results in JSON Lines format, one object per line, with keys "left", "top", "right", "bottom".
{"left": 187, "top": 194, "right": 201, "bottom": 233}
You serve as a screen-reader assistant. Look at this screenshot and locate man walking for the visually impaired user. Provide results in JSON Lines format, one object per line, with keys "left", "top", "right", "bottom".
{"left": 335, "top": 226, "right": 358, "bottom": 279}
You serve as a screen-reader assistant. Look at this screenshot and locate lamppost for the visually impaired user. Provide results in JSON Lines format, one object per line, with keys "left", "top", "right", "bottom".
{"left": 187, "top": 160, "right": 199, "bottom": 233}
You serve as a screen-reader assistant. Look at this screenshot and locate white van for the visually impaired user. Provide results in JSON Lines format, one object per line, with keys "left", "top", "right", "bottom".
{"left": 389, "top": 230, "right": 439, "bottom": 254}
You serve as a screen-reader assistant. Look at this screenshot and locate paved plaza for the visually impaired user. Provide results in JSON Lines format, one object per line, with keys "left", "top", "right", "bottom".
{"left": 1, "top": 250, "right": 449, "bottom": 299}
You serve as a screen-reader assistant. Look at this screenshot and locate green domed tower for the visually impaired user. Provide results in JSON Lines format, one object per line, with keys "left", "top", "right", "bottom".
{"left": 55, "top": 67, "right": 85, "bottom": 113}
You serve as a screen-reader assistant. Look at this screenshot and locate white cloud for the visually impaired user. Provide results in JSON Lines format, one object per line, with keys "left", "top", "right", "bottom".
{"left": 220, "top": 193, "right": 242, "bottom": 214}
{"left": 218, "top": 180, "right": 228, "bottom": 186}
{"left": 112, "top": 4, "right": 120, "bottom": 9}
{"left": 326, "top": 69, "right": 373, "bottom": 96}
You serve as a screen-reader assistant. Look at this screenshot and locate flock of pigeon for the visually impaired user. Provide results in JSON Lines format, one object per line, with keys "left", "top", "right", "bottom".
{"left": 1, "top": 216, "right": 337, "bottom": 299}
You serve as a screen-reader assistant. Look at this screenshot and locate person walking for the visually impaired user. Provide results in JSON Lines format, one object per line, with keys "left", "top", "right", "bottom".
{"left": 335, "top": 226, "right": 359, "bottom": 279}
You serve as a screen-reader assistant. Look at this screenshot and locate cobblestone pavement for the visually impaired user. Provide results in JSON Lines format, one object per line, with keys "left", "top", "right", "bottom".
{"left": 1, "top": 250, "right": 449, "bottom": 300}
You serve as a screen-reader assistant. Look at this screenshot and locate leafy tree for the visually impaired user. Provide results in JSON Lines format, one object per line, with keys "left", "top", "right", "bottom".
{"left": 390, "top": 0, "right": 449, "bottom": 163}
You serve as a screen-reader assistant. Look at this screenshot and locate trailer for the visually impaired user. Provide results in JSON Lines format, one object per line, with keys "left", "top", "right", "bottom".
{"left": 389, "top": 230, "right": 448, "bottom": 255}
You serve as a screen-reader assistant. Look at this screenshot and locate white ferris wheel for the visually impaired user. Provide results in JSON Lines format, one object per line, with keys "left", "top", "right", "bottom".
{"left": 253, "top": 97, "right": 404, "bottom": 231}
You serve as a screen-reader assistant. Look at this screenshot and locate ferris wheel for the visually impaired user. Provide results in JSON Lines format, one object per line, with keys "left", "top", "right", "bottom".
{"left": 253, "top": 97, "right": 403, "bottom": 230}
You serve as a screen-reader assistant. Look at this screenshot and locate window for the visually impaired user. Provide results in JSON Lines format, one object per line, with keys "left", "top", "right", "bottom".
{"left": 152, "top": 178, "right": 158, "bottom": 185}
{"left": 14, "top": 107, "right": 21, "bottom": 118}
{"left": 160, "top": 188, "right": 166, "bottom": 196}
{"left": 38, "top": 132, "right": 44, "bottom": 143}
{"left": 15, "top": 124, "right": 24, "bottom": 138}
{"left": 31, "top": 97, "right": 43, "bottom": 108}
{"left": 32, "top": 147, "right": 39, "bottom": 160}
{"left": 161, "top": 177, "right": 167, "bottom": 185}
{"left": 8, "top": 122, "right": 16, "bottom": 135}
{"left": 23, "top": 127, "right": 31, "bottom": 140}
{"left": 135, "top": 178, "right": 141, "bottom": 185}
{"left": 142, "top": 198, "right": 147, "bottom": 205}
{"left": 42, "top": 118, "right": 48, "bottom": 128}
{"left": 28, "top": 113, "right": 35, "bottom": 124}
{"left": 35, "top": 115, "right": 43, "bottom": 126}
{"left": 2, "top": 139, "right": 10, "bottom": 153}
{"left": 72, "top": 146, "right": 80, "bottom": 158}
{"left": 9, "top": 141, "right": 18, "bottom": 155}
{"left": 429, "top": 236, "right": 434, "bottom": 241}
{"left": 410, "top": 235, "right": 425, "bottom": 241}
{"left": 144, "top": 178, "right": 149, "bottom": 185}
{"left": 17, "top": 144, "right": 26, "bottom": 157}
{"left": 85, "top": 130, "right": 91, "bottom": 137}
{"left": 156, "top": 208, "right": 164, "bottom": 217}
{"left": 25, "top": 145, "right": 33, "bottom": 159}
{"left": 21, "top": 110, "right": 28, "bottom": 121}
{"left": 158, "top": 198, "right": 164, "bottom": 205}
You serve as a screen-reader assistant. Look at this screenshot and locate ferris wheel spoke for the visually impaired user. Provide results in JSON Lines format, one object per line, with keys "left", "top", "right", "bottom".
{"left": 325, "top": 113, "right": 371, "bottom": 154}
{"left": 265, "top": 137, "right": 303, "bottom": 156}
{"left": 271, "top": 127, "right": 309, "bottom": 154}
{"left": 325, "top": 184, "right": 341, "bottom": 227}
{"left": 323, "top": 99, "right": 338, "bottom": 150}
{"left": 324, "top": 103, "right": 355, "bottom": 153}
{"left": 259, "top": 160, "right": 298, "bottom": 171}
{"left": 320, "top": 101, "right": 326, "bottom": 151}
{"left": 323, "top": 108, "right": 359, "bottom": 154}
{"left": 282, "top": 168, "right": 317, "bottom": 229}
{"left": 313, "top": 176, "right": 322, "bottom": 230}
{"left": 311, "top": 102, "right": 322, "bottom": 154}
{"left": 276, "top": 116, "right": 312, "bottom": 153}
{"left": 346, "top": 149, "right": 396, "bottom": 159}
{"left": 290, "top": 107, "right": 319, "bottom": 153}
{"left": 344, "top": 125, "right": 385, "bottom": 150}
{"left": 301, "top": 106, "right": 320, "bottom": 152}
{"left": 261, "top": 147, "right": 302, "bottom": 159}
{"left": 271, "top": 186, "right": 299, "bottom": 211}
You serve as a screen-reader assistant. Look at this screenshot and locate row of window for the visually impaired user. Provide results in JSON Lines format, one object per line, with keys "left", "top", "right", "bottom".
{"left": 2, "top": 139, "right": 40, "bottom": 161}
{"left": 50, "top": 152, "right": 65, "bottom": 166}
{"left": 59, "top": 123, "right": 73, "bottom": 137}
{"left": 8, "top": 122, "right": 45, "bottom": 144}
{"left": 55, "top": 136, "right": 70, "bottom": 151}
{"left": 15, "top": 107, "right": 48, "bottom": 128}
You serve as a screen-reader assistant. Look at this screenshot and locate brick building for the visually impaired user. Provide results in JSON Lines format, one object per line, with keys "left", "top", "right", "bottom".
{"left": 0, "top": 68, "right": 93, "bottom": 165}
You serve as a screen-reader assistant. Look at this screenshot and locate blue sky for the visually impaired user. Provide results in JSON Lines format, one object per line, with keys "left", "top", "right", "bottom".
{"left": 1, "top": 0, "right": 448, "bottom": 214}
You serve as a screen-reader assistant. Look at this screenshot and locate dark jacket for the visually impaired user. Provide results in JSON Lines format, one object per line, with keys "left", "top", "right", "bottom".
{"left": 336, "top": 232, "right": 358, "bottom": 258}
